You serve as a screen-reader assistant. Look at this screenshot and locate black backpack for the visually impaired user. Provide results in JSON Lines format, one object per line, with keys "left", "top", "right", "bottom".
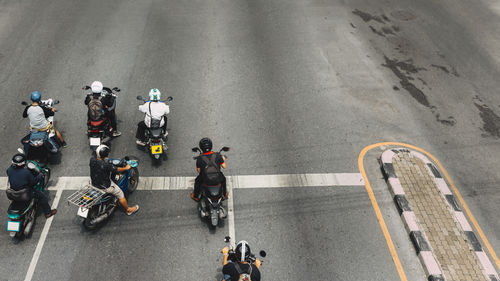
{"left": 88, "top": 96, "right": 104, "bottom": 121}
{"left": 234, "top": 263, "right": 252, "bottom": 281}
{"left": 200, "top": 154, "right": 222, "bottom": 186}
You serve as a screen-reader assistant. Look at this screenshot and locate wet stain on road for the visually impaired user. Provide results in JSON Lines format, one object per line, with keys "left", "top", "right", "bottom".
{"left": 352, "top": 9, "right": 388, "bottom": 24}
{"left": 473, "top": 96, "right": 500, "bottom": 138}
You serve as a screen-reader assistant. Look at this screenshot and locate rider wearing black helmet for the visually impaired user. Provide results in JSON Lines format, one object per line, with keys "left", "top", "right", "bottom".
{"left": 6, "top": 153, "right": 57, "bottom": 218}
{"left": 190, "top": 137, "right": 228, "bottom": 201}
{"left": 89, "top": 145, "right": 139, "bottom": 215}
{"left": 221, "top": 240, "right": 261, "bottom": 281}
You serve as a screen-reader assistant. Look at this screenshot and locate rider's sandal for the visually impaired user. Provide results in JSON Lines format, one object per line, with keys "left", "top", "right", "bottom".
{"left": 127, "top": 205, "right": 139, "bottom": 216}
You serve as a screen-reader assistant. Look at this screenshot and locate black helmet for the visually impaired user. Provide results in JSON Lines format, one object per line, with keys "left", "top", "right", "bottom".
{"left": 199, "top": 138, "right": 213, "bottom": 153}
{"left": 12, "top": 153, "right": 26, "bottom": 167}
{"left": 96, "top": 144, "right": 110, "bottom": 158}
{"left": 235, "top": 240, "right": 251, "bottom": 262}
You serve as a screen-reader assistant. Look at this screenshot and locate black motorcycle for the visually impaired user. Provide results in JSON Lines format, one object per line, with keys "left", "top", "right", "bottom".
{"left": 136, "top": 95, "right": 173, "bottom": 165}
{"left": 83, "top": 86, "right": 120, "bottom": 150}
{"left": 21, "top": 99, "right": 61, "bottom": 165}
{"left": 6, "top": 160, "right": 50, "bottom": 243}
{"left": 191, "top": 146, "right": 230, "bottom": 230}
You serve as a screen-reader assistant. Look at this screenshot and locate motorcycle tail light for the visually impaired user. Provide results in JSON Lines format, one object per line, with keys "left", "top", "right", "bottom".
{"left": 153, "top": 139, "right": 159, "bottom": 143}
{"left": 90, "top": 129, "right": 99, "bottom": 133}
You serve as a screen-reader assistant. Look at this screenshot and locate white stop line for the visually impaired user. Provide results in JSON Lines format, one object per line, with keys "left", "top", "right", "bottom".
{"left": 0, "top": 173, "right": 364, "bottom": 281}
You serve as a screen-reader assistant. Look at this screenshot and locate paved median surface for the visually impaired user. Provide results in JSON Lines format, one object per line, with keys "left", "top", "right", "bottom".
{"left": 383, "top": 149, "right": 498, "bottom": 281}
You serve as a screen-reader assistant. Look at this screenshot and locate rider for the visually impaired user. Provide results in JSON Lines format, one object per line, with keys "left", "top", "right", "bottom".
{"left": 84, "top": 81, "right": 121, "bottom": 137}
{"left": 89, "top": 145, "right": 139, "bottom": 215}
{"left": 22, "top": 91, "right": 66, "bottom": 147}
{"left": 135, "top": 88, "right": 170, "bottom": 146}
{"left": 6, "top": 153, "right": 57, "bottom": 218}
{"left": 221, "top": 241, "right": 261, "bottom": 281}
{"left": 190, "top": 137, "right": 227, "bottom": 201}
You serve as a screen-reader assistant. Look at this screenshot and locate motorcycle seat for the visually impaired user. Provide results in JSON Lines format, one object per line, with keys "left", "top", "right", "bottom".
{"left": 8, "top": 199, "right": 34, "bottom": 215}
{"left": 148, "top": 127, "right": 163, "bottom": 138}
{"left": 90, "top": 119, "right": 107, "bottom": 127}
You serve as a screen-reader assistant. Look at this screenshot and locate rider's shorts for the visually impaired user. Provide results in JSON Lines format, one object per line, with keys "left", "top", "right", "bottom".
{"left": 103, "top": 182, "right": 124, "bottom": 199}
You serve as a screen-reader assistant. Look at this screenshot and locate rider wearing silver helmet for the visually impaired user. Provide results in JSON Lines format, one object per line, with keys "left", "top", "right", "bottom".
{"left": 135, "top": 88, "right": 170, "bottom": 146}
{"left": 221, "top": 240, "right": 261, "bottom": 281}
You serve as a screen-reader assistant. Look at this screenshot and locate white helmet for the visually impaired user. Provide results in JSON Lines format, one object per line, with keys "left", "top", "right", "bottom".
{"left": 149, "top": 88, "right": 161, "bottom": 101}
{"left": 91, "top": 81, "right": 103, "bottom": 94}
{"left": 95, "top": 144, "right": 110, "bottom": 159}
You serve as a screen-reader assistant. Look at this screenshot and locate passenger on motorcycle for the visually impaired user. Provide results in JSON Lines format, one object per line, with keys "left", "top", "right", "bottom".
{"left": 6, "top": 153, "right": 57, "bottom": 218}
{"left": 221, "top": 241, "right": 261, "bottom": 281}
{"left": 89, "top": 145, "right": 139, "bottom": 215}
{"left": 190, "top": 138, "right": 227, "bottom": 201}
{"left": 22, "top": 91, "right": 66, "bottom": 147}
{"left": 84, "top": 81, "right": 121, "bottom": 137}
{"left": 135, "top": 88, "right": 170, "bottom": 146}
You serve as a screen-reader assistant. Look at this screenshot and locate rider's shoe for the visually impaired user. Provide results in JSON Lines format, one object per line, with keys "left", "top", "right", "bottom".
{"left": 136, "top": 140, "right": 146, "bottom": 146}
{"left": 112, "top": 131, "right": 122, "bottom": 137}
{"left": 45, "top": 209, "right": 57, "bottom": 219}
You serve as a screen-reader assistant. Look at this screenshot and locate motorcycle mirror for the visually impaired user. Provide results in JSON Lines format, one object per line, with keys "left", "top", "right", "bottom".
{"left": 259, "top": 250, "right": 267, "bottom": 258}
{"left": 83, "top": 85, "right": 91, "bottom": 90}
{"left": 166, "top": 96, "right": 173, "bottom": 102}
{"left": 114, "top": 88, "right": 121, "bottom": 92}
{"left": 221, "top": 147, "right": 230, "bottom": 152}
{"left": 21, "top": 101, "right": 28, "bottom": 106}
{"left": 136, "top": 96, "right": 143, "bottom": 101}
{"left": 53, "top": 100, "right": 60, "bottom": 105}
{"left": 192, "top": 147, "right": 200, "bottom": 153}
{"left": 224, "top": 236, "right": 231, "bottom": 243}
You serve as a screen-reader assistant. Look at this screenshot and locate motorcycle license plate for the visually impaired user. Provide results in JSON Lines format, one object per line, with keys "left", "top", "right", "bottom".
{"left": 7, "top": 221, "right": 20, "bottom": 232}
{"left": 77, "top": 207, "right": 89, "bottom": 218}
{"left": 151, "top": 145, "right": 162, "bottom": 154}
{"left": 90, "top": 137, "right": 100, "bottom": 146}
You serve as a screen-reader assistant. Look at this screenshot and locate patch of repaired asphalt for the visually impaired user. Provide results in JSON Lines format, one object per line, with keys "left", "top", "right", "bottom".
{"left": 473, "top": 96, "right": 500, "bottom": 138}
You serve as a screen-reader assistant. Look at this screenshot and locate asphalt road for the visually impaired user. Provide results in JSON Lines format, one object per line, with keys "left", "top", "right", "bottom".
{"left": 2, "top": 0, "right": 500, "bottom": 280}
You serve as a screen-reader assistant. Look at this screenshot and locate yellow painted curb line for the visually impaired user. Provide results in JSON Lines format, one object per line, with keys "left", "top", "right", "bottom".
{"left": 359, "top": 142, "right": 500, "bottom": 281}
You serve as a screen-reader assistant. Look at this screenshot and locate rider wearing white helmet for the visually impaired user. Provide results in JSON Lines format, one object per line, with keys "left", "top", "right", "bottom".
{"left": 135, "top": 88, "right": 170, "bottom": 146}
{"left": 84, "top": 81, "right": 121, "bottom": 137}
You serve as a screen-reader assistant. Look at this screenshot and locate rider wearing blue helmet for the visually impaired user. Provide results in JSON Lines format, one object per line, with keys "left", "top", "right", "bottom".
{"left": 22, "top": 91, "right": 66, "bottom": 147}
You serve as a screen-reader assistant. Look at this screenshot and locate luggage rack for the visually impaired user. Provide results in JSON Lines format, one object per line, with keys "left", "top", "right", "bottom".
{"left": 67, "top": 185, "right": 106, "bottom": 209}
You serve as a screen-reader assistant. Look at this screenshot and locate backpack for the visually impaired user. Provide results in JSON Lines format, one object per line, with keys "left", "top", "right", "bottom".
{"left": 200, "top": 154, "right": 222, "bottom": 186}
{"left": 234, "top": 263, "right": 252, "bottom": 281}
{"left": 88, "top": 96, "right": 104, "bottom": 121}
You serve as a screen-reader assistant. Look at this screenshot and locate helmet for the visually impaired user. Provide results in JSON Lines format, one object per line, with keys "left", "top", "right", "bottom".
{"left": 235, "top": 240, "right": 251, "bottom": 262}
{"left": 96, "top": 144, "right": 110, "bottom": 158}
{"left": 91, "top": 81, "right": 103, "bottom": 94}
{"left": 11, "top": 153, "right": 26, "bottom": 167}
{"left": 30, "top": 91, "right": 41, "bottom": 102}
{"left": 149, "top": 88, "right": 161, "bottom": 101}
{"left": 199, "top": 138, "right": 212, "bottom": 153}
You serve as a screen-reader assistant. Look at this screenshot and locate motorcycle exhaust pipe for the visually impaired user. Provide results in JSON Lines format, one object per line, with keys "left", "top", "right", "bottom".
{"left": 89, "top": 205, "right": 116, "bottom": 225}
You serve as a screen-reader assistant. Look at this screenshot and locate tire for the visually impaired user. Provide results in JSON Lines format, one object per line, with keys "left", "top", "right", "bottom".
{"left": 83, "top": 206, "right": 100, "bottom": 231}
{"left": 43, "top": 167, "right": 51, "bottom": 188}
{"left": 128, "top": 168, "right": 139, "bottom": 194}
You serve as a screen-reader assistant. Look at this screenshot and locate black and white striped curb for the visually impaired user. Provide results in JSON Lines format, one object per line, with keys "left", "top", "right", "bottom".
{"left": 380, "top": 148, "right": 499, "bottom": 281}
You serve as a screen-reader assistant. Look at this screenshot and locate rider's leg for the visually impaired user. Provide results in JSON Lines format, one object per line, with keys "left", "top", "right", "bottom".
{"left": 32, "top": 189, "right": 56, "bottom": 217}
{"left": 135, "top": 121, "right": 147, "bottom": 142}
{"left": 105, "top": 182, "right": 139, "bottom": 214}
{"left": 191, "top": 175, "right": 202, "bottom": 201}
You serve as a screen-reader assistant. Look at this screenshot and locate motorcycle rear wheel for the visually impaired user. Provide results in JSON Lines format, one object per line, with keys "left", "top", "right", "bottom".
{"left": 83, "top": 207, "right": 100, "bottom": 231}
{"left": 128, "top": 168, "right": 139, "bottom": 194}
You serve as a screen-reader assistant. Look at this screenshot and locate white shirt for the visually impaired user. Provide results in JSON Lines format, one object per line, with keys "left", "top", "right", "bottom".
{"left": 138, "top": 101, "right": 169, "bottom": 127}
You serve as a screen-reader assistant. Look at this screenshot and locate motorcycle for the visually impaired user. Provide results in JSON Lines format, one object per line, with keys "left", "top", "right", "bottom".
{"left": 21, "top": 99, "right": 61, "bottom": 165}
{"left": 67, "top": 157, "right": 139, "bottom": 230}
{"left": 6, "top": 159, "right": 50, "bottom": 243}
{"left": 135, "top": 95, "right": 173, "bottom": 165}
{"left": 83, "top": 85, "right": 121, "bottom": 151}
{"left": 191, "top": 146, "right": 230, "bottom": 230}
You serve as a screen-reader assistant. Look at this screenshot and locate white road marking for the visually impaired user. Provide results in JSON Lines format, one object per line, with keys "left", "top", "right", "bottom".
{"left": 0, "top": 173, "right": 365, "bottom": 191}
{"left": 227, "top": 183, "right": 236, "bottom": 248}
{"left": 24, "top": 188, "right": 63, "bottom": 281}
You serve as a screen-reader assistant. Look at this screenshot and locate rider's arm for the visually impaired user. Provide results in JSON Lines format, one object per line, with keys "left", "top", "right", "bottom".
{"left": 42, "top": 106, "right": 54, "bottom": 118}
{"left": 22, "top": 106, "right": 30, "bottom": 118}
{"left": 117, "top": 164, "right": 131, "bottom": 173}
{"left": 84, "top": 95, "right": 91, "bottom": 105}
{"left": 221, "top": 155, "right": 227, "bottom": 169}
{"left": 222, "top": 247, "right": 229, "bottom": 265}
{"left": 255, "top": 258, "right": 261, "bottom": 270}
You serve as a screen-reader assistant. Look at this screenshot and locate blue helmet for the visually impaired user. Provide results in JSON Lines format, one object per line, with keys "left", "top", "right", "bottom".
{"left": 30, "top": 91, "right": 41, "bottom": 102}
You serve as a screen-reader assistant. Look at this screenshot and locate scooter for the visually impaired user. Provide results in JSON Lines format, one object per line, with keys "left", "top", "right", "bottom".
{"left": 67, "top": 157, "right": 139, "bottom": 230}
{"left": 6, "top": 159, "right": 50, "bottom": 243}
{"left": 83, "top": 85, "right": 121, "bottom": 151}
{"left": 191, "top": 146, "right": 230, "bottom": 230}
{"left": 21, "top": 99, "right": 61, "bottom": 165}
{"left": 136, "top": 95, "right": 173, "bottom": 165}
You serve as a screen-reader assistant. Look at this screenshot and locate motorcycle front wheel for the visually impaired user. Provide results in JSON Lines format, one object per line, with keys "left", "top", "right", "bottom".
{"left": 128, "top": 168, "right": 139, "bottom": 194}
